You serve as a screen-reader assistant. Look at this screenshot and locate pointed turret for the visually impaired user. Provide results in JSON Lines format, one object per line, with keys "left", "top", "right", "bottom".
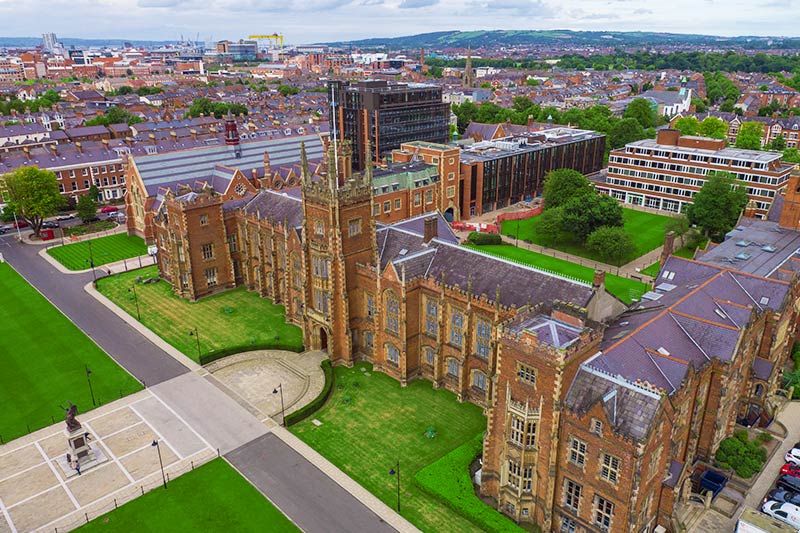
{"left": 464, "top": 46, "right": 474, "bottom": 89}
{"left": 300, "top": 142, "right": 311, "bottom": 186}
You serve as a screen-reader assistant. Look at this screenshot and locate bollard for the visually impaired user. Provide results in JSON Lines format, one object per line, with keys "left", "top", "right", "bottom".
{"left": 114, "top": 498, "right": 117, "bottom": 509}
{"left": 26, "top": 423, "right": 30, "bottom": 433}
{"left": 217, "top": 448, "right": 220, "bottom": 457}
{"left": 52, "top": 415, "right": 55, "bottom": 424}
{"left": 191, "top": 460, "right": 194, "bottom": 470}
{"left": 141, "top": 486, "right": 144, "bottom": 495}
{"left": 138, "top": 256, "right": 142, "bottom": 268}
{"left": 0, "top": 434, "right": 3, "bottom": 444}
{"left": 85, "top": 513, "right": 89, "bottom": 523}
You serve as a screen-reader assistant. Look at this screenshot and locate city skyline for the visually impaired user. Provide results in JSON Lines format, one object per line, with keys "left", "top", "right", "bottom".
{"left": 0, "top": 0, "right": 798, "bottom": 45}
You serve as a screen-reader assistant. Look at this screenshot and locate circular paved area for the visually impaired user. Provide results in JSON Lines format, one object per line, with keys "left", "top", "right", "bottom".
{"left": 207, "top": 350, "right": 328, "bottom": 424}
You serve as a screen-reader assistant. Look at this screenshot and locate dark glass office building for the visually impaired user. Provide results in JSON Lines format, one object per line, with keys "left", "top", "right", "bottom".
{"left": 329, "top": 80, "right": 450, "bottom": 170}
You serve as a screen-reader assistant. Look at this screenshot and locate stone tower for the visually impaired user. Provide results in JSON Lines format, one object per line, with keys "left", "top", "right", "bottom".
{"left": 779, "top": 168, "right": 800, "bottom": 231}
{"left": 300, "top": 140, "right": 377, "bottom": 365}
{"left": 464, "top": 46, "right": 475, "bottom": 89}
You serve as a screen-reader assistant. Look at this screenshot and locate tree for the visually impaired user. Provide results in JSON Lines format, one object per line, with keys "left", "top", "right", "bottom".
{"left": 698, "top": 116, "right": 728, "bottom": 140}
{"left": 587, "top": 226, "right": 636, "bottom": 265}
{"left": 691, "top": 97, "right": 707, "bottom": 113}
{"left": 561, "top": 194, "right": 624, "bottom": 243}
{"left": 525, "top": 78, "right": 540, "bottom": 86}
{"left": 664, "top": 215, "right": 690, "bottom": 237}
{"left": 608, "top": 118, "right": 646, "bottom": 149}
{"left": 673, "top": 116, "right": 700, "bottom": 136}
{"left": 719, "top": 100, "right": 735, "bottom": 113}
{"left": 84, "top": 106, "right": 142, "bottom": 126}
{"left": 542, "top": 169, "right": 592, "bottom": 210}
{"left": 686, "top": 171, "right": 749, "bottom": 242}
{"left": 783, "top": 147, "right": 800, "bottom": 163}
{"left": 76, "top": 192, "right": 98, "bottom": 223}
{"left": 770, "top": 135, "right": 787, "bottom": 151}
{"left": 535, "top": 206, "right": 564, "bottom": 245}
{"left": 623, "top": 98, "right": 656, "bottom": 129}
{"left": 735, "top": 122, "right": 765, "bottom": 150}
{"left": 278, "top": 84, "right": 299, "bottom": 96}
{"left": 2, "top": 166, "right": 63, "bottom": 237}
{"left": 116, "top": 85, "right": 134, "bottom": 95}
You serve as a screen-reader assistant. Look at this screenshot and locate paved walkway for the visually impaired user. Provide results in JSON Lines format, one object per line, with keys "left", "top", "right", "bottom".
{"left": 0, "top": 234, "right": 417, "bottom": 533}
{"left": 0, "top": 389, "right": 216, "bottom": 532}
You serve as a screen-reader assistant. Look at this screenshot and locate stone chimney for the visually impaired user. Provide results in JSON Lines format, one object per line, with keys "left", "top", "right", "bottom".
{"left": 23, "top": 146, "right": 31, "bottom": 160}
{"left": 101, "top": 138, "right": 109, "bottom": 150}
{"left": 263, "top": 151, "right": 271, "bottom": 177}
{"left": 592, "top": 269, "right": 605, "bottom": 289}
{"left": 75, "top": 141, "right": 82, "bottom": 154}
{"left": 50, "top": 144, "right": 58, "bottom": 157}
{"left": 423, "top": 216, "right": 438, "bottom": 243}
{"left": 148, "top": 133, "right": 156, "bottom": 144}
{"left": 190, "top": 129, "right": 197, "bottom": 140}
{"left": 170, "top": 131, "right": 178, "bottom": 141}
{"left": 660, "top": 230, "right": 675, "bottom": 266}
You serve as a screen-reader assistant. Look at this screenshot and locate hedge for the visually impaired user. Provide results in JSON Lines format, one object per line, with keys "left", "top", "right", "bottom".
{"left": 414, "top": 434, "right": 530, "bottom": 533}
{"left": 467, "top": 232, "right": 502, "bottom": 245}
{"left": 715, "top": 430, "right": 767, "bottom": 478}
{"left": 199, "top": 342, "right": 304, "bottom": 366}
{"left": 285, "top": 360, "right": 334, "bottom": 426}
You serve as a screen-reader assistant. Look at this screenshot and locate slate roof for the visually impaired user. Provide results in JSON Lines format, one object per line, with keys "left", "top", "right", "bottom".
{"left": 241, "top": 189, "right": 304, "bottom": 228}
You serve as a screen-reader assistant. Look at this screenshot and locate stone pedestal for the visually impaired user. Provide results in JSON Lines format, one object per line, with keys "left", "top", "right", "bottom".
{"left": 55, "top": 427, "right": 108, "bottom": 478}
{"left": 67, "top": 427, "right": 94, "bottom": 464}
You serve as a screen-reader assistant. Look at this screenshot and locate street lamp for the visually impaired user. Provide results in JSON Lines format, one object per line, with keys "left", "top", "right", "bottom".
{"left": 188, "top": 327, "right": 201, "bottom": 362}
{"left": 388, "top": 459, "right": 401, "bottom": 513}
{"left": 128, "top": 285, "right": 141, "bottom": 321}
{"left": 85, "top": 365, "right": 96, "bottom": 406}
{"left": 86, "top": 239, "right": 96, "bottom": 282}
{"left": 151, "top": 440, "right": 167, "bottom": 489}
{"left": 11, "top": 211, "right": 22, "bottom": 240}
{"left": 273, "top": 384, "right": 285, "bottom": 426}
{"left": 515, "top": 218, "right": 520, "bottom": 246}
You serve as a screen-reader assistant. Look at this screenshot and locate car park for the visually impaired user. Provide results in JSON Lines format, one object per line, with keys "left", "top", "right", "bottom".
{"left": 767, "top": 488, "right": 800, "bottom": 506}
{"left": 762, "top": 500, "right": 800, "bottom": 528}
{"left": 777, "top": 474, "right": 800, "bottom": 494}
{"left": 41, "top": 221, "right": 59, "bottom": 229}
{"left": 0, "top": 226, "right": 7, "bottom": 234}
{"left": 784, "top": 444, "right": 800, "bottom": 466}
{"left": 10, "top": 219, "right": 28, "bottom": 228}
{"left": 100, "top": 206, "right": 119, "bottom": 213}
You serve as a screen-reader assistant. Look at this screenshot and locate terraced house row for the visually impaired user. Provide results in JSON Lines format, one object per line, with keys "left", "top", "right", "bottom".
{"left": 128, "top": 124, "right": 800, "bottom": 531}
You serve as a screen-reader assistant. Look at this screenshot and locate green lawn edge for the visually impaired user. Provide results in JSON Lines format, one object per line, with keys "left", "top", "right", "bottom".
{"left": 47, "top": 233, "right": 147, "bottom": 270}
{"left": 76, "top": 458, "right": 299, "bottom": 532}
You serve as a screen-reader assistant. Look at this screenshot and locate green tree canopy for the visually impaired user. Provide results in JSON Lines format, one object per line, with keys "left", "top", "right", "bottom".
{"left": 542, "top": 169, "right": 592, "bottom": 210}
{"left": 84, "top": 106, "right": 143, "bottom": 127}
{"left": 587, "top": 226, "right": 636, "bottom": 265}
{"left": 698, "top": 116, "right": 728, "bottom": 140}
{"left": 623, "top": 98, "right": 656, "bottom": 129}
{"left": 186, "top": 98, "right": 249, "bottom": 119}
{"left": 278, "top": 85, "right": 300, "bottom": 96}
{"left": 608, "top": 117, "right": 646, "bottom": 149}
{"left": 734, "top": 122, "right": 765, "bottom": 150}
{"left": 673, "top": 116, "right": 700, "bottom": 136}
{"left": 561, "top": 193, "right": 624, "bottom": 243}
{"left": 534, "top": 206, "right": 565, "bottom": 245}
{"left": 686, "top": 171, "right": 749, "bottom": 242}
{"left": 783, "top": 147, "right": 800, "bottom": 163}
{"left": 2, "top": 166, "right": 64, "bottom": 236}
{"left": 76, "top": 191, "right": 98, "bottom": 223}
{"left": 770, "top": 135, "right": 787, "bottom": 151}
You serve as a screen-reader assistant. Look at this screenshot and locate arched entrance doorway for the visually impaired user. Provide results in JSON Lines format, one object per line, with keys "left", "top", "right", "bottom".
{"left": 444, "top": 207, "right": 455, "bottom": 222}
{"left": 319, "top": 327, "right": 328, "bottom": 352}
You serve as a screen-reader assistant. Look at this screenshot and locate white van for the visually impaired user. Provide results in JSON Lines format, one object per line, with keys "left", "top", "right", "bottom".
{"left": 762, "top": 500, "right": 800, "bottom": 530}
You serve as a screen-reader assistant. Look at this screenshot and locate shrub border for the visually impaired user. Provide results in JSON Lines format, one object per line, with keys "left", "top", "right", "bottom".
{"left": 285, "top": 360, "right": 334, "bottom": 426}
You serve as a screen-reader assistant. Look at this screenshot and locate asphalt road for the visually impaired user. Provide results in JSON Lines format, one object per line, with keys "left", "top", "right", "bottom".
{"left": 227, "top": 433, "right": 398, "bottom": 533}
{"left": 1, "top": 234, "right": 401, "bottom": 532}
{"left": 0, "top": 234, "right": 188, "bottom": 386}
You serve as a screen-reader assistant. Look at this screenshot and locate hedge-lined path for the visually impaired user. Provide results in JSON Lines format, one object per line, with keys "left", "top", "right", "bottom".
{"left": 207, "top": 350, "right": 328, "bottom": 424}
{"left": 2, "top": 233, "right": 414, "bottom": 532}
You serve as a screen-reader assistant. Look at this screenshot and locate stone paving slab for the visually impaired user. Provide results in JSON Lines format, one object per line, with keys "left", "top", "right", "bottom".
{"left": 8, "top": 486, "right": 74, "bottom": 532}
{"left": 67, "top": 462, "right": 129, "bottom": 507}
{"left": 131, "top": 396, "right": 205, "bottom": 459}
{"left": 119, "top": 443, "right": 179, "bottom": 482}
{"left": 0, "top": 445, "right": 41, "bottom": 480}
{"left": 100, "top": 423, "right": 157, "bottom": 458}
{"left": 89, "top": 407, "right": 141, "bottom": 438}
{"left": 0, "top": 463, "right": 57, "bottom": 507}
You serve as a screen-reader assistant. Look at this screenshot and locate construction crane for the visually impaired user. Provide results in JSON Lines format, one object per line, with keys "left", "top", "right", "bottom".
{"left": 248, "top": 34, "right": 284, "bottom": 50}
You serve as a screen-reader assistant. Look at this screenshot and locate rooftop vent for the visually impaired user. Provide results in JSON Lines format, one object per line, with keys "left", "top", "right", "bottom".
{"left": 735, "top": 240, "right": 750, "bottom": 247}
{"left": 735, "top": 252, "right": 752, "bottom": 260}
{"left": 398, "top": 248, "right": 408, "bottom": 256}
{"left": 761, "top": 245, "right": 776, "bottom": 252}
{"left": 657, "top": 347, "right": 670, "bottom": 356}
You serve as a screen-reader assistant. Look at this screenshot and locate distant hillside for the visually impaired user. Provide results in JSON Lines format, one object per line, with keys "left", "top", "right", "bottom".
{"left": 327, "top": 30, "right": 800, "bottom": 50}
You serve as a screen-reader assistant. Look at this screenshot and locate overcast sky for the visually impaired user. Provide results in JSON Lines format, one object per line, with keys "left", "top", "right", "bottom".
{"left": 0, "top": 0, "right": 797, "bottom": 43}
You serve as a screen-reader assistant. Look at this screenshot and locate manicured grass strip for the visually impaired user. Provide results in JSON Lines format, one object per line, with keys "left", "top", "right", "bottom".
{"left": 291, "top": 362, "right": 497, "bottom": 533}
{"left": 96, "top": 266, "right": 303, "bottom": 362}
{"left": 0, "top": 262, "right": 142, "bottom": 441}
{"left": 47, "top": 233, "right": 147, "bottom": 270}
{"left": 464, "top": 244, "right": 649, "bottom": 304}
{"left": 641, "top": 261, "right": 661, "bottom": 277}
{"left": 77, "top": 458, "right": 299, "bottom": 532}
{"left": 501, "top": 207, "right": 673, "bottom": 264}
{"left": 416, "top": 434, "right": 522, "bottom": 533}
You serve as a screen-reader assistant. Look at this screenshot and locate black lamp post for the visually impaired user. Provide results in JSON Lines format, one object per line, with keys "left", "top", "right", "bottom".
{"left": 188, "top": 327, "right": 201, "bottom": 362}
{"left": 85, "top": 364, "right": 96, "bottom": 406}
{"left": 388, "top": 459, "right": 401, "bottom": 513}
{"left": 515, "top": 218, "right": 520, "bottom": 246}
{"left": 128, "top": 285, "right": 140, "bottom": 321}
{"left": 151, "top": 440, "right": 167, "bottom": 489}
{"left": 273, "top": 384, "right": 285, "bottom": 426}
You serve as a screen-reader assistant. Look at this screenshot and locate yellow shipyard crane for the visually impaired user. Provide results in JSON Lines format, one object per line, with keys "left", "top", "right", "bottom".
{"left": 249, "top": 34, "right": 284, "bottom": 50}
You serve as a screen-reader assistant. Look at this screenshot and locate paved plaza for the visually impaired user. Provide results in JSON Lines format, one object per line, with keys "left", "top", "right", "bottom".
{"left": 0, "top": 389, "right": 216, "bottom": 532}
{"left": 207, "top": 350, "right": 327, "bottom": 423}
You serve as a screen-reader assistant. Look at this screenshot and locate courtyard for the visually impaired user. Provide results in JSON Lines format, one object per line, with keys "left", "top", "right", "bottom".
{"left": 47, "top": 233, "right": 148, "bottom": 271}
{"left": 501, "top": 207, "right": 673, "bottom": 264}
{"left": 0, "top": 262, "right": 142, "bottom": 442}
{"left": 96, "top": 266, "right": 304, "bottom": 362}
{"left": 0, "top": 388, "right": 216, "bottom": 532}
{"left": 464, "top": 243, "right": 649, "bottom": 304}
{"left": 291, "top": 362, "right": 521, "bottom": 533}
{"left": 76, "top": 458, "right": 299, "bottom": 532}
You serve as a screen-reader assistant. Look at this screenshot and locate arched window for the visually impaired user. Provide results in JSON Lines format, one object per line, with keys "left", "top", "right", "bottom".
{"left": 385, "top": 291, "right": 399, "bottom": 334}
{"left": 447, "top": 358, "right": 460, "bottom": 378}
{"left": 386, "top": 343, "right": 400, "bottom": 366}
{"left": 754, "top": 383, "right": 764, "bottom": 398}
{"left": 472, "top": 370, "right": 487, "bottom": 391}
{"left": 423, "top": 346, "right": 435, "bottom": 366}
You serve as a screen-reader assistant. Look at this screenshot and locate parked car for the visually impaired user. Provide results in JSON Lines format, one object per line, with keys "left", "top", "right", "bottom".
{"left": 0, "top": 226, "right": 7, "bottom": 234}
{"left": 55, "top": 213, "right": 75, "bottom": 221}
{"left": 762, "top": 500, "right": 800, "bottom": 528}
{"left": 777, "top": 475, "right": 800, "bottom": 493}
{"left": 10, "top": 219, "right": 28, "bottom": 228}
{"left": 781, "top": 464, "right": 800, "bottom": 479}
{"left": 99, "top": 206, "right": 118, "bottom": 213}
{"left": 41, "top": 221, "right": 59, "bottom": 229}
{"left": 767, "top": 488, "right": 800, "bottom": 506}
{"left": 785, "top": 444, "right": 800, "bottom": 466}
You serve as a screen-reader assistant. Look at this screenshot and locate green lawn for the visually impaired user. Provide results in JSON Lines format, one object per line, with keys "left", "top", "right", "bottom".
{"left": 465, "top": 244, "right": 649, "bottom": 304}
{"left": 291, "top": 362, "right": 502, "bottom": 533}
{"left": 47, "top": 233, "right": 147, "bottom": 270}
{"left": 0, "top": 262, "right": 142, "bottom": 442}
{"left": 96, "top": 266, "right": 303, "bottom": 362}
{"left": 77, "top": 458, "right": 298, "bottom": 532}
{"left": 641, "top": 261, "right": 661, "bottom": 277}
{"left": 501, "top": 207, "right": 673, "bottom": 264}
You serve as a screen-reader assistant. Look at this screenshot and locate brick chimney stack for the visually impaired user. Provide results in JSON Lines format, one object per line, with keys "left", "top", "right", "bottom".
{"left": 660, "top": 230, "right": 675, "bottom": 266}
{"left": 224, "top": 110, "right": 241, "bottom": 158}
{"left": 423, "top": 216, "right": 438, "bottom": 243}
{"left": 592, "top": 269, "right": 606, "bottom": 289}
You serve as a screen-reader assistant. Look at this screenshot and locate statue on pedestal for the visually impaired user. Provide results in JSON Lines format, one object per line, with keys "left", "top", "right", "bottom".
{"left": 63, "top": 401, "right": 82, "bottom": 432}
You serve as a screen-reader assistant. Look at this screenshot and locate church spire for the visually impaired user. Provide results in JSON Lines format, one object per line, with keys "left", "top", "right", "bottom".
{"left": 300, "top": 142, "right": 311, "bottom": 185}
{"left": 464, "top": 46, "right": 474, "bottom": 89}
